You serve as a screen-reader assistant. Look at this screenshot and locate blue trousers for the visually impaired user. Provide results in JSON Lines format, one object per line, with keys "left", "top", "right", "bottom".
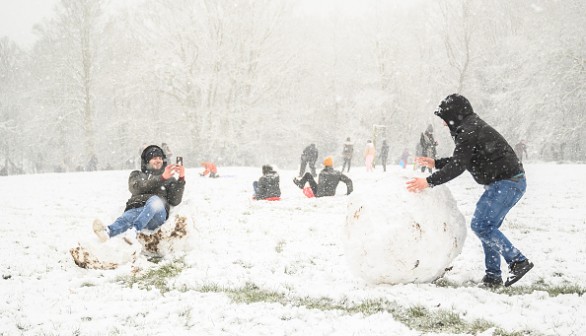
{"left": 471, "top": 177, "right": 527, "bottom": 277}
{"left": 108, "top": 196, "right": 167, "bottom": 237}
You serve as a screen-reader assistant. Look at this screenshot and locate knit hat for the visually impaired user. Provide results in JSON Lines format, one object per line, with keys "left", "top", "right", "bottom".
{"left": 262, "top": 164, "right": 274, "bottom": 175}
{"left": 143, "top": 146, "right": 164, "bottom": 162}
{"left": 140, "top": 145, "right": 166, "bottom": 173}
{"left": 323, "top": 156, "right": 333, "bottom": 167}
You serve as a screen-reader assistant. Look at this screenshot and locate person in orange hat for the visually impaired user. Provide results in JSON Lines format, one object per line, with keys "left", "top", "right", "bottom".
{"left": 200, "top": 162, "right": 219, "bottom": 178}
{"left": 293, "top": 156, "right": 352, "bottom": 198}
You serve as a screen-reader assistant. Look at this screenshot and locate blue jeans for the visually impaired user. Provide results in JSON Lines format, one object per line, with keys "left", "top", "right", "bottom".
{"left": 471, "top": 177, "right": 527, "bottom": 277}
{"left": 108, "top": 196, "right": 167, "bottom": 237}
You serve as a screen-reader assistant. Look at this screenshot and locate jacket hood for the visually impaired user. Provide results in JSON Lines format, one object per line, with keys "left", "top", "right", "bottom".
{"left": 141, "top": 144, "right": 167, "bottom": 174}
{"left": 434, "top": 94, "right": 474, "bottom": 133}
{"left": 262, "top": 164, "right": 275, "bottom": 175}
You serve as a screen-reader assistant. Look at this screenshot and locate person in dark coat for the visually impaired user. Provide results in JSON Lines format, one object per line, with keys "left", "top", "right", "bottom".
{"left": 299, "top": 144, "right": 318, "bottom": 177}
{"left": 342, "top": 137, "right": 354, "bottom": 173}
{"left": 93, "top": 145, "right": 186, "bottom": 242}
{"left": 419, "top": 124, "right": 438, "bottom": 173}
{"left": 293, "top": 156, "right": 352, "bottom": 197}
{"left": 406, "top": 94, "right": 533, "bottom": 288}
{"left": 253, "top": 165, "right": 281, "bottom": 200}
{"left": 380, "top": 139, "right": 390, "bottom": 172}
{"left": 514, "top": 140, "right": 528, "bottom": 163}
{"left": 86, "top": 154, "right": 98, "bottom": 172}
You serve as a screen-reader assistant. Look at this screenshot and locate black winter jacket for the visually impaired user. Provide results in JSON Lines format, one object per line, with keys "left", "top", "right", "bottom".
{"left": 124, "top": 145, "right": 186, "bottom": 218}
{"left": 256, "top": 171, "right": 281, "bottom": 199}
{"left": 420, "top": 131, "right": 437, "bottom": 158}
{"left": 302, "top": 144, "right": 318, "bottom": 164}
{"left": 427, "top": 113, "right": 524, "bottom": 187}
{"left": 317, "top": 167, "right": 353, "bottom": 197}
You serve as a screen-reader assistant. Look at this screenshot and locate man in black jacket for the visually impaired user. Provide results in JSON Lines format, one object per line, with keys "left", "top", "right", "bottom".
{"left": 342, "top": 137, "right": 354, "bottom": 173}
{"left": 93, "top": 145, "right": 186, "bottom": 242}
{"left": 406, "top": 94, "right": 533, "bottom": 288}
{"left": 419, "top": 124, "right": 438, "bottom": 173}
{"left": 294, "top": 156, "right": 353, "bottom": 197}
{"left": 253, "top": 165, "right": 281, "bottom": 200}
{"left": 380, "top": 139, "right": 390, "bottom": 172}
{"left": 299, "top": 144, "right": 318, "bottom": 177}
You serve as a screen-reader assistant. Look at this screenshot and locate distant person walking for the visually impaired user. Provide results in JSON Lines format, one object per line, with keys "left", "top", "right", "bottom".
{"left": 407, "top": 94, "right": 533, "bottom": 288}
{"left": 342, "top": 137, "right": 354, "bottom": 173}
{"left": 400, "top": 148, "right": 410, "bottom": 169}
{"left": 86, "top": 154, "right": 98, "bottom": 172}
{"left": 514, "top": 140, "right": 528, "bottom": 163}
{"left": 299, "top": 144, "right": 318, "bottom": 177}
{"left": 380, "top": 139, "right": 390, "bottom": 172}
{"left": 419, "top": 124, "right": 438, "bottom": 173}
{"left": 364, "top": 140, "right": 376, "bottom": 172}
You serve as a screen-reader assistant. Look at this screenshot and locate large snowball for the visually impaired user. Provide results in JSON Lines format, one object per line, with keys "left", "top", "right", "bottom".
{"left": 344, "top": 173, "right": 466, "bottom": 284}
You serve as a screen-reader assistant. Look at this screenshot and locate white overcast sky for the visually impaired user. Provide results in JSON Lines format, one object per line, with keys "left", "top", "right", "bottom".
{"left": 0, "top": 0, "right": 58, "bottom": 47}
{"left": 0, "top": 0, "right": 419, "bottom": 48}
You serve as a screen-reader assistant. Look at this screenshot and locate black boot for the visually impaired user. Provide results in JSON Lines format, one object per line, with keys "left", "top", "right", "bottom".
{"left": 293, "top": 177, "right": 302, "bottom": 188}
{"left": 505, "top": 259, "right": 534, "bottom": 287}
{"left": 480, "top": 274, "right": 503, "bottom": 288}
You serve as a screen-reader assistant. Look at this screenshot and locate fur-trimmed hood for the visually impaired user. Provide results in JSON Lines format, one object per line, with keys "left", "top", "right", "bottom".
{"left": 140, "top": 145, "right": 167, "bottom": 174}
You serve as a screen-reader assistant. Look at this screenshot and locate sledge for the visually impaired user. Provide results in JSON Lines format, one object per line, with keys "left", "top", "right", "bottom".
{"left": 303, "top": 186, "right": 315, "bottom": 198}
{"left": 70, "top": 215, "right": 191, "bottom": 270}
{"left": 252, "top": 196, "right": 281, "bottom": 201}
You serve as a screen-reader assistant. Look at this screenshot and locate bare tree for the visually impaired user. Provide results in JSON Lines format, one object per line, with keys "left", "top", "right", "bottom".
{"left": 0, "top": 38, "right": 25, "bottom": 173}
{"left": 31, "top": 0, "right": 105, "bottom": 168}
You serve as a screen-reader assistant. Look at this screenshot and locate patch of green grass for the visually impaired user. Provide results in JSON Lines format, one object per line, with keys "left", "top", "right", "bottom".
{"left": 118, "top": 259, "right": 184, "bottom": 294}
{"left": 195, "top": 282, "right": 539, "bottom": 335}
{"left": 226, "top": 282, "right": 287, "bottom": 304}
{"left": 499, "top": 282, "right": 585, "bottom": 297}
{"left": 199, "top": 283, "right": 222, "bottom": 293}
{"left": 434, "top": 277, "right": 585, "bottom": 297}
{"left": 345, "top": 298, "right": 388, "bottom": 315}
{"left": 493, "top": 329, "right": 539, "bottom": 336}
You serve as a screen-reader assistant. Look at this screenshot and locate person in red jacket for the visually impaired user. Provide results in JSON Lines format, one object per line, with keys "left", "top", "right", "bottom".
{"left": 200, "top": 162, "right": 219, "bottom": 178}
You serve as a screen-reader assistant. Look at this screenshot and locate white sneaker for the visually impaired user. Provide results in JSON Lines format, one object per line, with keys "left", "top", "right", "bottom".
{"left": 92, "top": 219, "right": 109, "bottom": 242}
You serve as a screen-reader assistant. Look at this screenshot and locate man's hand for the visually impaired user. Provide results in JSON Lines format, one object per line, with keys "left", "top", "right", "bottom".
{"left": 162, "top": 164, "right": 175, "bottom": 180}
{"left": 414, "top": 156, "right": 435, "bottom": 169}
{"left": 406, "top": 177, "right": 429, "bottom": 193}
{"left": 175, "top": 164, "right": 185, "bottom": 178}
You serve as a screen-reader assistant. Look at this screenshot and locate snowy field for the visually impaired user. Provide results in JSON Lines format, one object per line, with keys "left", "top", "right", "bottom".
{"left": 1, "top": 163, "right": 585, "bottom": 336}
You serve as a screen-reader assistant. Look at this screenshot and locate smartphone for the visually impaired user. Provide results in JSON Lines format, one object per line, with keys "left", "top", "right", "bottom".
{"left": 176, "top": 156, "right": 183, "bottom": 166}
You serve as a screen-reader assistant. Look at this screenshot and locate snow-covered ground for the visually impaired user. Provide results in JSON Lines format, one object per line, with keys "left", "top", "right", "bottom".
{"left": 1, "top": 163, "right": 585, "bottom": 335}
